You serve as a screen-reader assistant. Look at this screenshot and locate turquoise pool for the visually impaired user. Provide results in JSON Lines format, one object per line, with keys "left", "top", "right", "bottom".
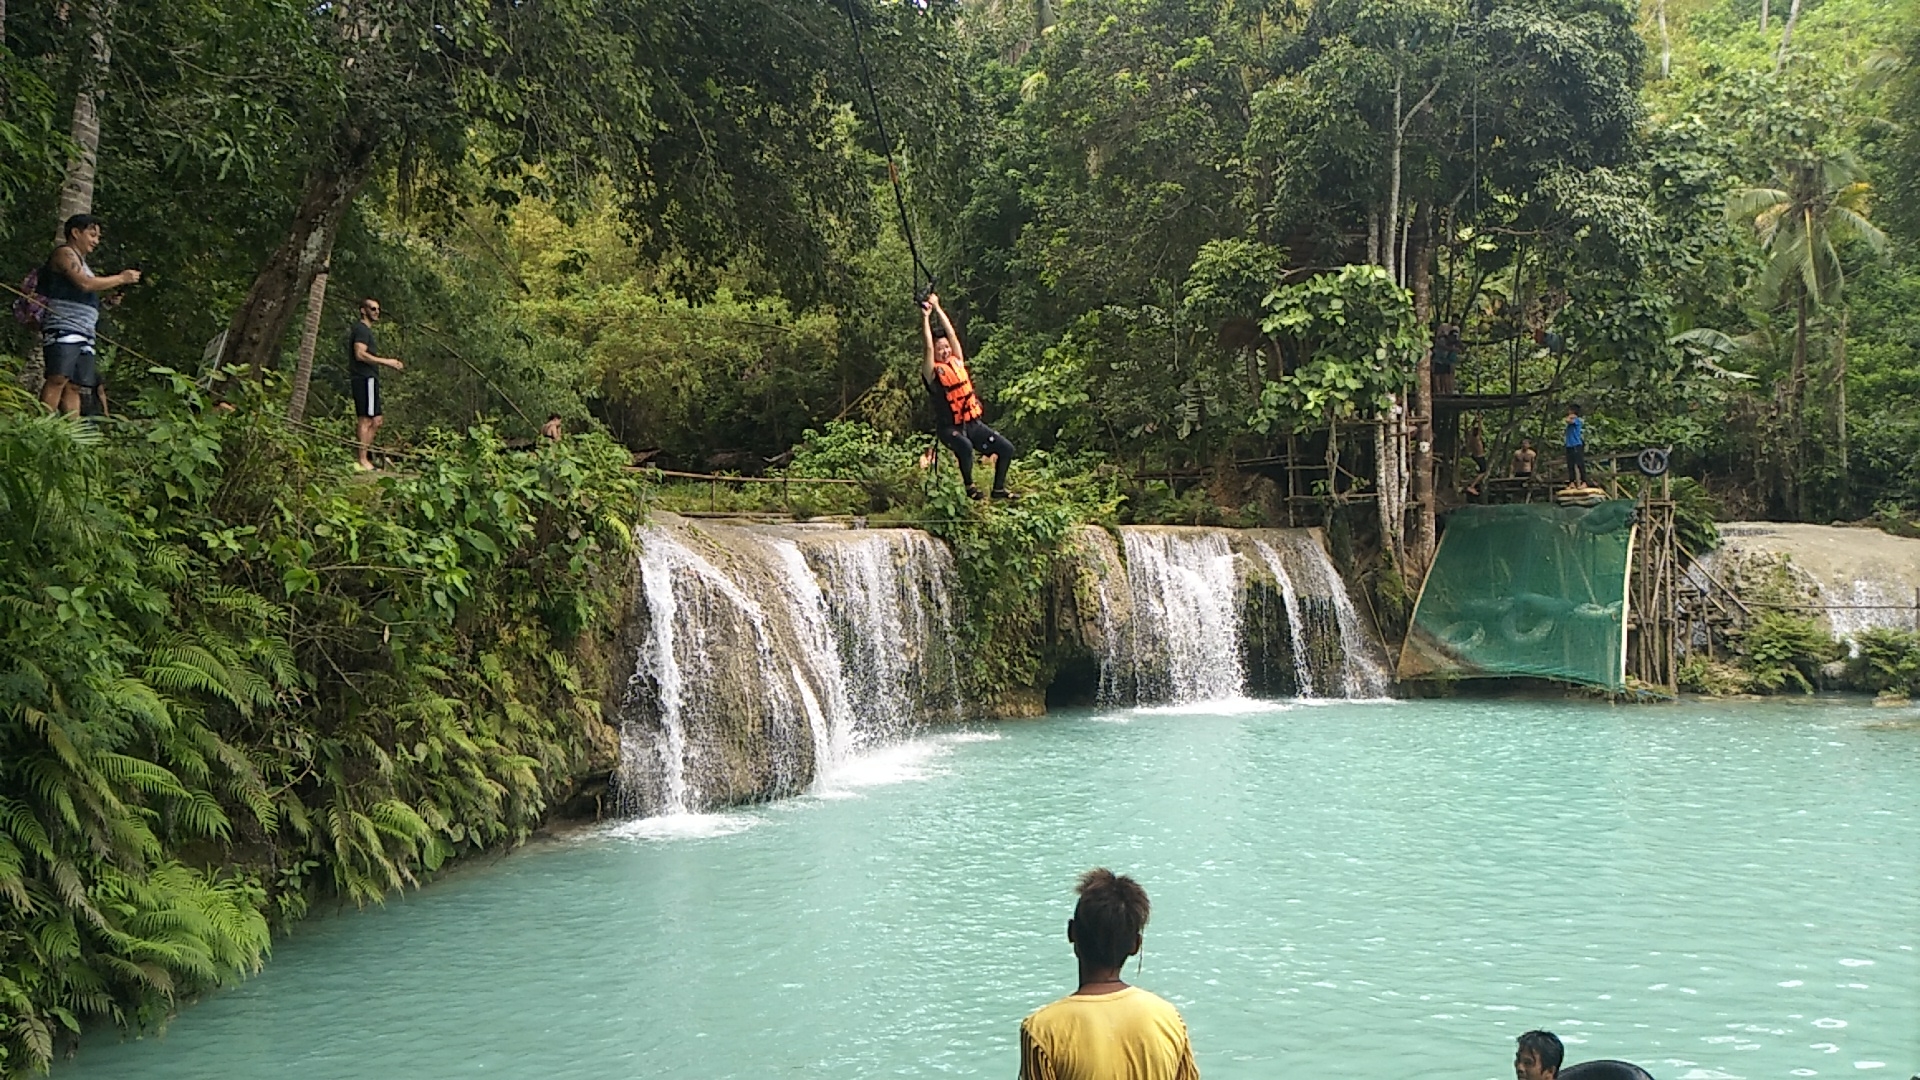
{"left": 59, "top": 699, "right": 1920, "bottom": 1079}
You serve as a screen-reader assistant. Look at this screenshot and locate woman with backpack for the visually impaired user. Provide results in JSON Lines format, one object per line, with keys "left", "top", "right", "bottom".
{"left": 35, "top": 214, "right": 140, "bottom": 415}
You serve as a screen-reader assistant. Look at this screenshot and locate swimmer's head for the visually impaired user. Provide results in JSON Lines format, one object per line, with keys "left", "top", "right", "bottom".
{"left": 1515, "top": 1030, "right": 1563, "bottom": 1080}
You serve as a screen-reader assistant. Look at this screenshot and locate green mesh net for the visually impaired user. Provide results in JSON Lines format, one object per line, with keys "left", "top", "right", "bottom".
{"left": 1398, "top": 501, "right": 1636, "bottom": 690}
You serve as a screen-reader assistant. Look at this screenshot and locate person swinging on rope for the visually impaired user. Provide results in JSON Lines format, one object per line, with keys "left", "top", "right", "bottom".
{"left": 922, "top": 293, "right": 1016, "bottom": 501}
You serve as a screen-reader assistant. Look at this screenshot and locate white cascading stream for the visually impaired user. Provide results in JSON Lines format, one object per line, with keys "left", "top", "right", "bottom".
{"left": 767, "top": 539, "right": 858, "bottom": 787}
{"left": 624, "top": 526, "right": 805, "bottom": 813}
{"left": 1256, "top": 532, "right": 1392, "bottom": 698}
{"left": 623, "top": 524, "right": 965, "bottom": 813}
{"left": 1078, "top": 528, "right": 1133, "bottom": 706}
{"left": 1249, "top": 538, "right": 1318, "bottom": 696}
{"left": 622, "top": 519, "right": 1395, "bottom": 816}
{"left": 1121, "top": 529, "right": 1246, "bottom": 703}
{"left": 629, "top": 532, "right": 689, "bottom": 812}
{"left": 801, "top": 531, "right": 964, "bottom": 733}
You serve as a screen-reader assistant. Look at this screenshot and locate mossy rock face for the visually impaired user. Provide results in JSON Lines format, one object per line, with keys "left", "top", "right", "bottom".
{"left": 612, "top": 516, "right": 976, "bottom": 813}
{"left": 1044, "top": 526, "right": 1128, "bottom": 703}
{"left": 613, "top": 518, "right": 822, "bottom": 814}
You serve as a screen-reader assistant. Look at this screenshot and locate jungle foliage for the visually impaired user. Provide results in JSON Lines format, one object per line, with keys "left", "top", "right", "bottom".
{"left": 4, "top": 0, "right": 1920, "bottom": 1067}
{"left": 0, "top": 376, "right": 637, "bottom": 1074}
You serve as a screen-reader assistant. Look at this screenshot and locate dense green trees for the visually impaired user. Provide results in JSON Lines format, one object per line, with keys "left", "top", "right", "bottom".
{"left": 3, "top": 0, "right": 1920, "bottom": 1067}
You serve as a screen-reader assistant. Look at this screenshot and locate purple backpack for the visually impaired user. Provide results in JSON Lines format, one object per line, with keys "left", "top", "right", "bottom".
{"left": 12, "top": 267, "right": 47, "bottom": 329}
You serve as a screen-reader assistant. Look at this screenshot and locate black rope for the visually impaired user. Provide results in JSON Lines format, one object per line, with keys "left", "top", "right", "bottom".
{"left": 837, "top": 0, "right": 934, "bottom": 292}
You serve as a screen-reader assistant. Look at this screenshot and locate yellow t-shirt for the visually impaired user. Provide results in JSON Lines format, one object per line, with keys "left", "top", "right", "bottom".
{"left": 1018, "top": 986, "right": 1200, "bottom": 1080}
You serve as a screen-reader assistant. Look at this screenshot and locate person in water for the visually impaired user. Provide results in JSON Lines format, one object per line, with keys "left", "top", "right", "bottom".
{"left": 922, "top": 292, "right": 1016, "bottom": 500}
{"left": 1018, "top": 868, "right": 1199, "bottom": 1080}
{"left": 1515, "top": 1029, "right": 1564, "bottom": 1080}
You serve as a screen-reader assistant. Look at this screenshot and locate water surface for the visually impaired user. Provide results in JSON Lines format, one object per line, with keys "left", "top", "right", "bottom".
{"left": 62, "top": 699, "right": 1920, "bottom": 1079}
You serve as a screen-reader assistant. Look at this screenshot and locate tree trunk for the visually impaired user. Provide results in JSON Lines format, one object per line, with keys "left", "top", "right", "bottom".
{"left": 1789, "top": 286, "right": 1809, "bottom": 518}
{"left": 1776, "top": 0, "right": 1802, "bottom": 72}
{"left": 1407, "top": 207, "right": 1437, "bottom": 578}
{"left": 1835, "top": 307, "right": 1848, "bottom": 512}
{"left": 1657, "top": 0, "right": 1672, "bottom": 79}
{"left": 1759, "top": 0, "right": 1769, "bottom": 31}
{"left": 222, "top": 152, "right": 374, "bottom": 376}
{"left": 1384, "top": 69, "right": 1404, "bottom": 285}
{"left": 54, "top": 0, "right": 114, "bottom": 234}
{"left": 287, "top": 263, "right": 332, "bottom": 422}
{"left": 1375, "top": 404, "right": 1399, "bottom": 570}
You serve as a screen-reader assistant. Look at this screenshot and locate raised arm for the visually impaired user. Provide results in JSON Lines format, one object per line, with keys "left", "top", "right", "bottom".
{"left": 931, "top": 296, "right": 964, "bottom": 362}
{"left": 921, "top": 301, "right": 938, "bottom": 385}
{"left": 52, "top": 247, "right": 139, "bottom": 292}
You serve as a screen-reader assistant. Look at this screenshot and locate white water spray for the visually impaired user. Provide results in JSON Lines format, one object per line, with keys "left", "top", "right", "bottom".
{"left": 1267, "top": 532, "right": 1391, "bottom": 697}
{"left": 767, "top": 539, "right": 858, "bottom": 787}
{"left": 622, "top": 527, "right": 809, "bottom": 814}
{"left": 801, "top": 530, "right": 964, "bottom": 730}
{"left": 1121, "top": 529, "right": 1246, "bottom": 703}
{"left": 1250, "top": 538, "right": 1318, "bottom": 696}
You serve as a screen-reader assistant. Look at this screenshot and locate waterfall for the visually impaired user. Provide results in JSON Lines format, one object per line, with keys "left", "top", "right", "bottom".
{"left": 631, "top": 535, "right": 688, "bottom": 811}
{"left": 1249, "top": 539, "right": 1318, "bottom": 696}
{"left": 1819, "top": 578, "right": 1916, "bottom": 642}
{"left": 620, "top": 526, "right": 813, "bottom": 814}
{"left": 1121, "top": 529, "right": 1246, "bottom": 703}
{"left": 1248, "top": 532, "right": 1392, "bottom": 698}
{"left": 618, "top": 515, "right": 1397, "bottom": 816}
{"left": 1077, "top": 527, "right": 1133, "bottom": 706}
{"left": 798, "top": 530, "right": 965, "bottom": 733}
{"left": 618, "top": 520, "right": 965, "bottom": 814}
{"left": 766, "top": 539, "right": 856, "bottom": 786}
{"left": 1703, "top": 523, "right": 1920, "bottom": 650}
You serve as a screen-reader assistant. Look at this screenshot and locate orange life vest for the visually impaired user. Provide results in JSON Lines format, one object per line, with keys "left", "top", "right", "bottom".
{"left": 931, "top": 355, "right": 984, "bottom": 424}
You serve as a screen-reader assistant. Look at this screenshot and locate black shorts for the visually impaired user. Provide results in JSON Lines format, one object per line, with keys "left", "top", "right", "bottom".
{"left": 44, "top": 340, "right": 98, "bottom": 386}
{"left": 351, "top": 373, "right": 382, "bottom": 419}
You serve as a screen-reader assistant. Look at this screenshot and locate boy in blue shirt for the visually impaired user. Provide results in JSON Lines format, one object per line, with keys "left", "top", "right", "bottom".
{"left": 1563, "top": 404, "right": 1587, "bottom": 488}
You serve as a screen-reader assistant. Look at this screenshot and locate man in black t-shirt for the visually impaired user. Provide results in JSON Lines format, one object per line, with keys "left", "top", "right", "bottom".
{"left": 346, "top": 298, "right": 404, "bottom": 470}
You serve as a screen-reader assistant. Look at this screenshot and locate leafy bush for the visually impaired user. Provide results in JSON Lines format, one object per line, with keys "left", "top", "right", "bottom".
{"left": 0, "top": 371, "right": 640, "bottom": 1074}
{"left": 919, "top": 450, "right": 1121, "bottom": 707}
{"left": 1678, "top": 654, "right": 1749, "bottom": 696}
{"left": 1846, "top": 627, "right": 1920, "bottom": 696}
{"left": 782, "top": 420, "right": 933, "bottom": 513}
{"left": 1734, "top": 611, "right": 1841, "bottom": 693}
{"left": 1670, "top": 475, "right": 1722, "bottom": 554}
{"left": 1254, "top": 265, "right": 1423, "bottom": 432}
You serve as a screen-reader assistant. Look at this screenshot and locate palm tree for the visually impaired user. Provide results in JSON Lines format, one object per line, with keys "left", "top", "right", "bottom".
{"left": 1728, "top": 153, "right": 1888, "bottom": 514}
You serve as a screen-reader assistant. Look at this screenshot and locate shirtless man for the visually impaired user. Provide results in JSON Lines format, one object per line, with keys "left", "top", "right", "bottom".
{"left": 1511, "top": 438, "right": 1538, "bottom": 480}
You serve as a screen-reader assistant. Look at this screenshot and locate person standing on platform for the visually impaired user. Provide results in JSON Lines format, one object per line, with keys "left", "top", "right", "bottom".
{"left": 38, "top": 214, "right": 140, "bottom": 415}
{"left": 1464, "top": 416, "right": 1490, "bottom": 497}
{"left": 1018, "top": 869, "right": 1199, "bottom": 1080}
{"left": 1563, "top": 404, "right": 1588, "bottom": 488}
{"left": 1432, "top": 323, "right": 1464, "bottom": 398}
{"left": 347, "top": 298, "right": 403, "bottom": 471}
{"left": 1511, "top": 438, "right": 1537, "bottom": 481}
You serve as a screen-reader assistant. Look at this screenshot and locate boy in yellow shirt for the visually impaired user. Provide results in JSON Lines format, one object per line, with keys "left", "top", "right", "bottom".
{"left": 1018, "top": 869, "right": 1199, "bottom": 1080}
